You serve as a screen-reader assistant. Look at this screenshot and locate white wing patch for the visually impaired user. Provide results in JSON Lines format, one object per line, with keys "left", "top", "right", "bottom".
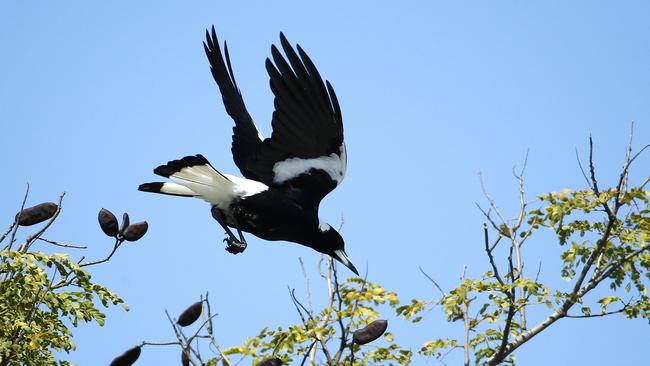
{"left": 273, "top": 143, "right": 347, "bottom": 184}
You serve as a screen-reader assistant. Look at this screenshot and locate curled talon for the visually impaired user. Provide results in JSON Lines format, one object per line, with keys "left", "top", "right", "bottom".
{"left": 225, "top": 239, "right": 247, "bottom": 255}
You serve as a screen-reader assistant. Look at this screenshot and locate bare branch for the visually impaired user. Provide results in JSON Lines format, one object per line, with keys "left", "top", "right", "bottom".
{"left": 332, "top": 263, "right": 347, "bottom": 361}
{"left": 300, "top": 341, "right": 317, "bottom": 366}
{"left": 7, "top": 183, "right": 30, "bottom": 250}
{"left": 483, "top": 223, "right": 505, "bottom": 287}
{"left": 164, "top": 310, "right": 206, "bottom": 366}
{"left": 588, "top": 136, "right": 602, "bottom": 196}
{"left": 299, "top": 257, "right": 313, "bottom": 316}
{"left": 639, "top": 176, "right": 650, "bottom": 190}
{"left": 476, "top": 203, "right": 501, "bottom": 233}
{"left": 575, "top": 148, "right": 593, "bottom": 189}
{"left": 79, "top": 238, "right": 123, "bottom": 267}
{"left": 478, "top": 172, "right": 511, "bottom": 231}
{"left": 140, "top": 340, "right": 182, "bottom": 347}
{"left": 288, "top": 287, "right": 311, "bottom": 324}
{"left": 419, "top": 266, "right": 446, "bottom": 296}
{"left": 0, "top": 223, "right": 16, "bottom": 246}
{"left": 566, "top": 307, "right": 628, "bottom": 319}
{"left": 36, "top": 237, "right": 87, "bottom": 249}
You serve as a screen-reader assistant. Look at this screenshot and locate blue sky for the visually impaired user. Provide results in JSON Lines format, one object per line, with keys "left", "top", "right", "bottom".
{"left": 1, "top": 1, "right": 648, "bottom": 365}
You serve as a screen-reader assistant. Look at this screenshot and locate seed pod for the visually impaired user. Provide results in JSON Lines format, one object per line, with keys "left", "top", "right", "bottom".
{"left": 181, "top": 348, "right": 190, "bottom": 366}
{"left": 120, "top": 212, "right": 130, "bottom": 235}
{"left": 110, "top": 345, "right": 141, "bottom": 366}
{"left": 177, "top": 301, "right": 202, "bottom": 327}
{"left": 258, "top": 357, "right": 282, "bottom": 366}
{"left": 122, "top": 221, "right": 148, "bottom": 242}
{"left": 15, "top": 202, "right": 58, "bottom": 226}
{"left": 98, "top": 208, "right": 119, "bottom": 237}
{"left": 352, "top": 319, "right": 388, "bottom": 345}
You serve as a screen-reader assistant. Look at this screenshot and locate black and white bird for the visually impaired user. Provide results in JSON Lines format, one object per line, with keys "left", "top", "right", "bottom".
{"left": 139, "top": 27, "right": 358, "bottom": 275}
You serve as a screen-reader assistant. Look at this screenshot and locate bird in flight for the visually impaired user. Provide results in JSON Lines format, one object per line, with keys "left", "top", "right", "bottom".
{"left": 139, "top": 27, "right": 358, "bottom": 275}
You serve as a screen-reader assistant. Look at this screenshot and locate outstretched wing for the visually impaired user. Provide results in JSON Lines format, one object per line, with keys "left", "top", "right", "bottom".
{"left": 246, "top": 33, "right": 346, "bottom": 208}
{"left": 203, "top": 26, "right": 264, "bottom": 181}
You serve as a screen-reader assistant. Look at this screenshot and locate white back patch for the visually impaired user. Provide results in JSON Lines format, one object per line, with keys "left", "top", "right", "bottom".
{"left": 223, "top": 174, "right": 269, "bottom": 197}
{"left": 272, "top": 144, "right": 346, "bottom": 184}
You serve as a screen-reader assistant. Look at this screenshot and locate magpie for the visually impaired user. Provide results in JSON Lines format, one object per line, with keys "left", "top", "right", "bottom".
{"left": 139, "top": 27, "right": 358, "bottom": 275}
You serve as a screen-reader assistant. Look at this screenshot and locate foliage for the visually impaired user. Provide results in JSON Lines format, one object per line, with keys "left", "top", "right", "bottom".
{"left": 412, "top": 140, "right": 650, "bottom": 365}
{"left": 0, "top": 194, "right": 142, "bottom": 365}
{"left": 138, "top": 261, "right": 414, "bottom": 366}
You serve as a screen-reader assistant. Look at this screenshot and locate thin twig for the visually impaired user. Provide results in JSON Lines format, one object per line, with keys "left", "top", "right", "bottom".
{"left": 299, "top": 257, "right": 313, "bottom": 316}
{"left": 140, "top": 341, "right": 181, "bottom": 347}
{"left": 419, "top": 266, "right": 446, "bottom": 296}
{"left": 0, "top": 223, "right": 16, "bottom": 246}
{"left": 165, "top": 310, "right": 204, "bottom": 366}
{"left": 36, "top": 237, "right": 87, "bottom": 249}
{"left": 575, "top": 148, "right": 593, "bottom": 189}
{"left": 8, "top": 183, "right": 30, "bottom": 250}
{"left": 79, "top": 238, "right": 122, "bottom": 267}
{"left": 300, "top": 341, "right": 317, "bottom": 366}
{"left": 332, "top": 263, "right": 347, "bottom": 362}
{"left": 289, "top": 287, "right": 312, "bottom": 323}
{"left": 566, "top": 307, "right": 628, "bottom": 318}
{"left": 483, "top": 224, "right": 505, "bottom": 286}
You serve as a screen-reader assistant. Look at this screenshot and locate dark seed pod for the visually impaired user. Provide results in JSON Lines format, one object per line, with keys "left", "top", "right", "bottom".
{"left": 110, "top": 345, "right": 141, "bottom": 366}
{"left": 15, "top": 202, "right": 58, "bottom": 226}
{"left": 98, "top": 208, "right": 119, "bottom": 237}
{"left": 257, "top": 357, "right": 282, "bottom": 366}
{"left": 181, "top": 348, "right": 190, "bottom": 366}
{"left": 122, "top": 221, "right": 148, "bottom": 241}
{"left": 352, "top": 319, "right": 388, "bottom": 345}
{"left": 177, "top": 301, "right": 202, "bottom": 327}
{"left": 120, "top": 212, "right": 130, "bottom": 235}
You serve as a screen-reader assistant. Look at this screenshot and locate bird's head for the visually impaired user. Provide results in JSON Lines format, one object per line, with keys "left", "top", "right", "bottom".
{"left": 312, "top": 221, "right": 359, "bottom": 276}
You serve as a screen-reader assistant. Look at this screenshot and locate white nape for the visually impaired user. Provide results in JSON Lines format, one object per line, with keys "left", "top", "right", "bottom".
{"left": 272, "top": 143, "right": 347, "bottom": 184}
{"left": 318, "top": 220, "right": 331, "bottom": 232}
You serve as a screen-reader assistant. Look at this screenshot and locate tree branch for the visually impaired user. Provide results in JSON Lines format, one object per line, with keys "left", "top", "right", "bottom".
{"left": 36, "top": 237, "right": 87, "bottom": 249}
{"left": 7, "top": 183, "right": 30, "bottom": 250}
{"left": 79, "top": 237, "right": 123, "bottom": 267}
{"left": 486, "top": 135, "right": 648, "bottom": 365}
{"left": 483, "top": 223, "right": 505, "bottom": 287}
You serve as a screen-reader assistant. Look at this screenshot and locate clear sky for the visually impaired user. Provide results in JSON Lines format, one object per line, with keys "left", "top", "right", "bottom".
{"left": 1, "top": 1, "right": 648, "bottom": 365}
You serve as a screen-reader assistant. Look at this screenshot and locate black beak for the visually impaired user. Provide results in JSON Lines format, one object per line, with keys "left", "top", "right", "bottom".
{"left": 334, "top": 249, "right": 359, "bottom": 276}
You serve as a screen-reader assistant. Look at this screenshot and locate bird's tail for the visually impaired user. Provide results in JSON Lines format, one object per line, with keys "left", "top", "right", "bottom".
{"left": 138, "top": 182, "right": 197, "bottom": 197}
{"left": 138, "top": 154, "right": 236, "bottom": 207}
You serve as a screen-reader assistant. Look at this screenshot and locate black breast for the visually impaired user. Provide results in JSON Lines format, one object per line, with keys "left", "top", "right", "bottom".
{"left": 231, "top": 188, "right": 318, "bottom": 243}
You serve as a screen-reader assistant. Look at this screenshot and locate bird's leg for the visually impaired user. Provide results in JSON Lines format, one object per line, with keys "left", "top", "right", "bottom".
{"left": 210, "top": 206, "right": 246, "bottom": 254}
{"left": 226, "top": 217, "right": 247, "bottom": 254}
{"left": 236, "top": 226, "right": 247, "bottom": 244}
